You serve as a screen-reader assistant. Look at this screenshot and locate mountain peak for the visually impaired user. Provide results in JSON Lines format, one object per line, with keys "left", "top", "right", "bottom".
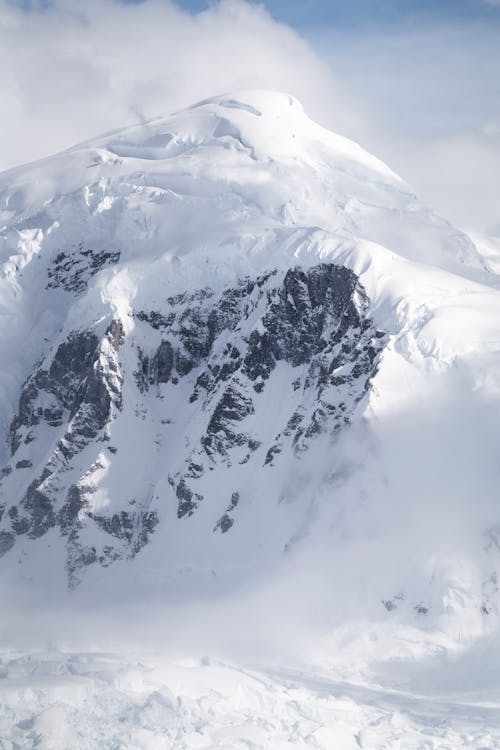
{"left": 0, "top": 88, "right": 483, "bottom": 285}
{"left": 0, "top": 92, "right": 497, "bottom": 605}
{"left": 189, "top": 89, "right": 304, "bottom": 116}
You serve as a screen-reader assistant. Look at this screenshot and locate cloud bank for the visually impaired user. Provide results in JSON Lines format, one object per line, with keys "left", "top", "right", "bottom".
{"left": 312, "top": 20, "right": 500, "bottom": 235}
{"left": 0, "top": 0, "right": 344, "bottom": 169}
{"left": 0, "top": 0, "right": 499, "bottom": 234}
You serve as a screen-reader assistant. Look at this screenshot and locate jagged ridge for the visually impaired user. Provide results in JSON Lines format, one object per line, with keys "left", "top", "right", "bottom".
{"left": 0, "top": 263, "right": 384, "bottom": 585}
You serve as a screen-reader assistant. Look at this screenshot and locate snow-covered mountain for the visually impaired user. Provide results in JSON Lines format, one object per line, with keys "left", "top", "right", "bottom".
{"left": 1, "top": 89, "right": 500, "bottom": 645}
{"left": 3, "top": 88, "right": 500, "bottom": 748}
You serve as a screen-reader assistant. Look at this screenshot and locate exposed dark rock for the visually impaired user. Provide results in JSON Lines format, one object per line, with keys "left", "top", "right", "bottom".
{"left": 134, "top": 264, "right": 384, "bottom": 518}
{"left": 106, "top": 318, "right": 125, "bottom": 349}
{"left": 1, "top": 318, "right": 126, "bottom": 566}
{"left": 43, "top": 408, "right": 64, "bottom": 427}
{"left": 15, "top": 459, "right": 32, "bottom": 469}
{"left": 90, "top": 509, "right": 158, "bottom": 553}
{"left": 215, "top": 515, "right": 234, "bottom": 533}
{"left": 134, "top": 348, "right": 150, "bottom": 393}
{"left": 0, "top": 531, "right": 15, "bottom": 557}
{"left": 176, "top": 479, "right": 203, "bottom": 519}
{"left": 203, "top": 386, "right": 254, "bottom": 457}
{"left": 214, "top": 491, "right": 240, "bottom": 533}
{"left": 9, "top": 330, "right": 99, "bottom": 454}
{"left": 8, "top": 506, "right": 30, "bottom": 535}
{"left": 99, "top": 545, "right": 123, "bottom": 567}
{"left": 264, "top": 444, "right": 282, "bottom": 467}
{"left": 243, "top": 265, "right": 357, "bottom": 380}
{"left": 0, "top": 261, "right": 385, "bottom": 584}
{"left": 66, "top": 543, "right": 98, "bottom": 589}
{"left": 135, "top": 340, "right": 174, "bottom": 389}
{"left": 136, "top": 310, "right": 176, "bottom": 329}
{"left": 23, "top": 478, "right": 56, "bottom": 539}
{"left": 414, "top": 603, "right": 429, "bottom": 615}
{"left": 47, "top": 243, "right": 121, "bottom": 293}
{"left": 58, "top": 485, "right": 86, "bottom": 534}
{"left": 155, "top": 341, "right": 174, "bottom": 383}
{"left": 186, "top": 462, "right": 204, "bottom": 479}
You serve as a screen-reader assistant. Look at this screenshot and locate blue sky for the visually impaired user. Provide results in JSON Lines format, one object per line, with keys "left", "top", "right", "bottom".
{"left": 136, "top": 0, "right": 500, "bottom": 27}
{"left": 164, "top": 0, "right": 500, "bottom": 233}
{"left": 17, "top": 0, "right": 500, "bottom": 26}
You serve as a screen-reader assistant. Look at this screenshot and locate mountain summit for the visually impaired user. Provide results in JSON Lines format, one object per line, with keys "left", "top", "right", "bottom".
{"left": 0, "top": 91, "right": 499, "bottom": 654}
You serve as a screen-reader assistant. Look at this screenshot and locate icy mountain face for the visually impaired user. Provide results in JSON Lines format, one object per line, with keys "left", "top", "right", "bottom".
{"left": 1, "top": 264, "right": 383, "bottom": 582}
{"left": 0, "top": 90, "right": 499, "bottom": 615}
{"left": 0, "top": 260, "right": 384, "bottom": 584}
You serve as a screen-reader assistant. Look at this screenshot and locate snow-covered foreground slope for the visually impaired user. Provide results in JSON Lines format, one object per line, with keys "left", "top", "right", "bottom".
{"left": 2, "top": 649, "right": 500, "bottom": 750}
{"left": 1, "top": 90, "right": 500, "bottom": 745}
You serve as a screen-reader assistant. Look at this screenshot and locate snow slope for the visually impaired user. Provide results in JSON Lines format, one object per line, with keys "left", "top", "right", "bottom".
{"left": 1, "top": 90, "right": 500, "bottom": 746}
{"left": 2, "top": 649, "right": 500, "bottom": 750}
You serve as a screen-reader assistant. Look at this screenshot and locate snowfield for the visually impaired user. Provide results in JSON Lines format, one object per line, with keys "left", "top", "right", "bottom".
{"left": 1, "top": 90, "right": 500, "bottom": 747}
{"left": 2, "top": 649, "right": 500, "bottom": 750}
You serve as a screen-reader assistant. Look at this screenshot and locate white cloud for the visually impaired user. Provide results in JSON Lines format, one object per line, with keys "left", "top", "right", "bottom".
{"left": 0, "top": 0, "right": 499, "bottom": 234}
{"left": 312, "top": 22, "right": 500, "bottom": 234}
{"left": 0, "top": 0, "right": 347, "bottom": 171}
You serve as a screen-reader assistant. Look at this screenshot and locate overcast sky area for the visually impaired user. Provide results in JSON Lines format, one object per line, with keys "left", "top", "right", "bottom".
{"left": 1, "top": 0, "right": 499, "bottom": 234}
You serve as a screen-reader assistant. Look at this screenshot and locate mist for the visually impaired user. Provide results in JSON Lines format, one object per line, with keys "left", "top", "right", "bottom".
{"left": 1, "top": 366, "right": 498, "bottom": 685}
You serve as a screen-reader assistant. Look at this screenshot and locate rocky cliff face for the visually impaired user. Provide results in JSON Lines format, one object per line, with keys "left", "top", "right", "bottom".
{"left": 0, "top": 261, "right": 384, "bottom": 585}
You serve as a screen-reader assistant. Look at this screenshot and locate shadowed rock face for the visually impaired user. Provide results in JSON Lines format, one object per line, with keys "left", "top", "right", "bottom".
{"left": 161, "top": 264, "right": 384, "bottom": 514}
{"left": 0, "top": 319, "right": 134, "bottom": 586}
{"left": 0, "top": 263, "right": 385, "bottom": 585}
{"left": 46, "top": 243, "right": 121, "bottom": 294}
